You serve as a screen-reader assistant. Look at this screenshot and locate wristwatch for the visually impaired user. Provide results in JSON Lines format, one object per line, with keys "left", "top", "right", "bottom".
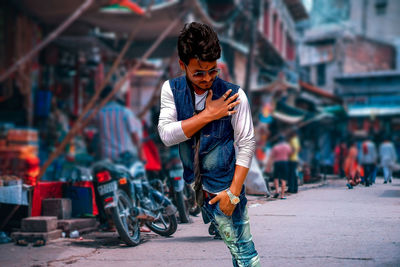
{"left": 226, "top": 189, "right": 240, "bottom": 205}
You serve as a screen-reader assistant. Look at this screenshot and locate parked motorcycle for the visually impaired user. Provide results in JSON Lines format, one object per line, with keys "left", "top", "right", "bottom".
{"left": 92, "top": 152, "right": 177, "bottom": 246}
{"left": 161, "top": 146, "right": 201, "bottom": 223}
{"left": 92, "top": 160, "right": 141, "bottom": 246}
{"left": 164, "top": 149, "right": 190, "bottom": 223}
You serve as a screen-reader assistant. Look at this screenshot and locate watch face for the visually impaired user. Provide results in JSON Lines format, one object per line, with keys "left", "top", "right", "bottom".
{"left": 232, "top": 197, "right": 240, "bottom": 205}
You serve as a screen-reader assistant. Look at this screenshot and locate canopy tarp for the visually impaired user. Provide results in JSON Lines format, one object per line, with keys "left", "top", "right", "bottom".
{"left": 13, "top": 0, "right": 186, "bottom": 40}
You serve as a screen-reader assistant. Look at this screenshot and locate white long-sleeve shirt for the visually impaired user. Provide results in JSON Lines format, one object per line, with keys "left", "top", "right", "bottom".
{"left": 158, "top": 80, "right": 255, "bottom": 168}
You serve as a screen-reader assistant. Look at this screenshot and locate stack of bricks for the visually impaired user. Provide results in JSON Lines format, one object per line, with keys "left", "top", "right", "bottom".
{"left": 42, "top": 198, "right": 72, "bottom": 219}
{"left": 41, "top": 198, "right": 99, "bottom": 236}
{"left": 11, "top": 216, "right": 62, "bottom": 244}
{"left": 0, "top": 128, "right": 39, "bottom": 185}
{"left": 6, "top": 129, "right": 39, "bottom": 155}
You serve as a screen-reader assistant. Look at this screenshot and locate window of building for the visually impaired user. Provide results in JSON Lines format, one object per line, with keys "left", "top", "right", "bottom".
{"left": 317, "top": 63, "right": 326, "bottom": 86}
{"left": 263, "top": 1, "right": 269, "bottom": 38}
{"left": 375, "top": 0, "right": 388, "bottom": 15}
{"left": 279, "top": 22, "right": 283, "bottom": 53}
{"left": 301, "top": 66, "right": 310, "bottom": 83}
{"left": 272, "top": 13, "right": 278, "bottom": 46}
{"left": 286, "top": 35, "right": 295, "bottom": 61}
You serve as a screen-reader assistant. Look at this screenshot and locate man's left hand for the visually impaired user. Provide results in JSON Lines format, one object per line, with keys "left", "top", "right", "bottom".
{"left": 209, "top": 191, "right": 236, "bottom": 216}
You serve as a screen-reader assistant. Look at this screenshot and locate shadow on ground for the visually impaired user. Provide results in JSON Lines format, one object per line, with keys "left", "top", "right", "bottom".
{"left": 66, "top": 230, "right": 187, "bottom": 249}
{"left": 67, "top": 231, "right": 146, "bottom": 249}
{"left": 157, "top": 235, "right": 218, "bottom": 243}
{"left": 380, "top": 189, "right": 400, "bottom": 198}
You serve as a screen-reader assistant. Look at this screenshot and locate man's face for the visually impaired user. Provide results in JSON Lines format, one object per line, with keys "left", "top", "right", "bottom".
{"left": 179, "top": 58, "right": 220, "bottom": 93}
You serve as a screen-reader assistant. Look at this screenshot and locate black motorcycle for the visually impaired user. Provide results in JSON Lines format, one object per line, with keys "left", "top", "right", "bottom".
{"left": 92, "top": 153, "right": 177, "bottom": 246}
{"left": 160, "top": 146, "right": 201, "bottom": 223}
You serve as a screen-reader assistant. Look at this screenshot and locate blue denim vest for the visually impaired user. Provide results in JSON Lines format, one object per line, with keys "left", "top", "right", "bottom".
{"left": 169, "top": 76, "right": 239, "bottom": 193}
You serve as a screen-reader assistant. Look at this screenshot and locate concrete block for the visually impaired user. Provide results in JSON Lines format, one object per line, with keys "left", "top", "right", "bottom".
{"left": 42, "top": 198, "right": 72, "bottom": 219}
{"left": 57, "top": 218, "right": 98, "bottom": 233}
{"left": 11, "top": 229, "right": 62, "bottom": 242}
{"left": 21, "top": 216, "right": 58, "bottom": 232}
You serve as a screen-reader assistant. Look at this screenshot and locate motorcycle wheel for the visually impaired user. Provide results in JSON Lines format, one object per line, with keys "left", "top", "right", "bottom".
{"left": 145, "top": 210, "right": 177, "bottom": 237}
{"left": 175, "top": 191, "right": 190, "bottom": 223}
{"left": 111, "top": 189, "right": 140, "bottom": 246}
{"left": 208, "top": 222, "right": 217, "bottom": 235}
{"left": 189, "top": 204, "right": 201, "bottom": 216}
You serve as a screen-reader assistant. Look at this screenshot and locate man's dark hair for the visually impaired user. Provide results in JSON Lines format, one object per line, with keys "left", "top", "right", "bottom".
{"left": 177, "top": 22, "right": 221, "bottom": 65}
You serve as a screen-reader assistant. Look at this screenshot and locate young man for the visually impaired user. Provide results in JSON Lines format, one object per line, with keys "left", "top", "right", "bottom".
{"left": 158, "top": 22, "right": 260, "bottom": 266}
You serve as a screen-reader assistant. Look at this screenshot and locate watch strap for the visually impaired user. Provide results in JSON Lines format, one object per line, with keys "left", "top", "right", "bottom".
{"left": 226, "top": 189, "right": 240, "bottom": 205}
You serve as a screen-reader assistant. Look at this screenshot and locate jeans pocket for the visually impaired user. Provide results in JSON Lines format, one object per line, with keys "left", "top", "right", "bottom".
{"left": 215, "top": 202, "right": 231, "bottom": 217}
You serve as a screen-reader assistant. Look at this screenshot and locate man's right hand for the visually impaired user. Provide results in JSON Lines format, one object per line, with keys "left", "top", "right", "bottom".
{"left": 203, "top": 89, "right": 240, "bottom": 121}
{"left": 181, "top": 89, "right": 240, "bottom": 139}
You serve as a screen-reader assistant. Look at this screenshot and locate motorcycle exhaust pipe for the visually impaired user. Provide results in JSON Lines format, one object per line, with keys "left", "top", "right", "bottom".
{"left": 130, "top": 206, "right": 156, "bottom": 221}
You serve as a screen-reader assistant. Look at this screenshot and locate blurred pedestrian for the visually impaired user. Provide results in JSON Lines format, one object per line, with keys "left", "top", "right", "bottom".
{"left": 344, "top": 141, "right": 362, "bottom": 189}
{"left": 288, "top": 129, "right": 300, "bottom": 194}
{"left": 334, "top": 139, "right": 348, "bottom": 178}
{"left": 270, "top": 136, "right": 292, "bottom": 199}
{"left": 158, "top": 22, "right": 260, "bottom": 266}
{"left": 379, "top": 137, "right": 397, "bottom": 184}
{"left": 344, "top": 141, "right": 358, "bottom": 179}
{"left": 346, "top": 170, "right": 361, "bottom": 189}
{"left": 360, "top": 137, "right": 377, "bottom": 187}
{"left": 93, "top": 85, "right": 144, "bottom": 161}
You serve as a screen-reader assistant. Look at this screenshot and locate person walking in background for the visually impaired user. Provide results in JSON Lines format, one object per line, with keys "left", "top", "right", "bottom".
{"left": 288, "top": 129, "right": 300, "bottom": 194}
{"left": 379, "top": 137, "right": 397, "bottom": 184}
{"left": 270, "top": 136, "right": 292, "bottom": 199}
{"left": 334, "top": 139, "right": 348, "bottom": 178}
{"left": 360, "top": 137, "right": 377, "bottom": 187}
{"left": 92, "top": 85, "right": 144, "bottom": 161}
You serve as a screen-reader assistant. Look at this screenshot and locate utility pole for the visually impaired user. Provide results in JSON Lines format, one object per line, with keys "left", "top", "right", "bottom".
{"left": 243, "top": 0, "right": 260, "bottom": 106}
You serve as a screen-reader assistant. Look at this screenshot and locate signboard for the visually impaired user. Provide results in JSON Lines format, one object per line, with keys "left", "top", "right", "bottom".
{"left": 344, "top": 95, "right": 400, "bottom": 107}
{"left": 299, "top": 44, "right": 335, "bottom": 66}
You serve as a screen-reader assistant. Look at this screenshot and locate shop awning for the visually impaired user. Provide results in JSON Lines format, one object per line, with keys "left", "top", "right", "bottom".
{"left": 283, "top": 0, "right": 309, "bottom": 21}
{"left": 11, "top": 0, "right": 108, "bottom": 26}
{"left": 252, "top": 74, "right": 299, "bottom": 92}
{"left": 83, "top": 1, "right": 185, "bottom": 38}
{"left": 272, "top": 101, "right": 306, "bottom": 124}
{"left": 321, "top": 105, "right": 347, "bottom": 117}
{"left": 300, "top": 80, "right": 342, "bottom": 104}
{"left": 348, "top": 107, "right": 400, "bottom": 117}
{"left": 13, "top": 0, "right": 186, "bottom": 40}
{"left": 272, "top": 110, "right": 304, "bottom": 124}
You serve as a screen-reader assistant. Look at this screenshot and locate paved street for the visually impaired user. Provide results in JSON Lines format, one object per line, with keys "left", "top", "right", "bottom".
{"left": 1, "top": 177, "right": 399, "bottom": 267}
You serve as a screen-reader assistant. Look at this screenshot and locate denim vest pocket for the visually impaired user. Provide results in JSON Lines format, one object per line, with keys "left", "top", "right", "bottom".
{"left": 201, "top": 138, "right": 234, "bottom": 174}
{"left": 214, "top": 116, "right": 231, "bottom": 138}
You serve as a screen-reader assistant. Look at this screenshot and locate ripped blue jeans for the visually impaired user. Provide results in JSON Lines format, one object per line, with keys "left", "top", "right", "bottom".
{"left": 203, "top": 191, "right": 260, "bottom": 267}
